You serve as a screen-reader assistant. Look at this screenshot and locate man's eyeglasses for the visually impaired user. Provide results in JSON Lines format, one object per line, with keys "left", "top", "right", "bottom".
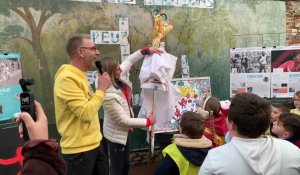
{"left": 80, "top": 46, "right": 97, "bottom": 51}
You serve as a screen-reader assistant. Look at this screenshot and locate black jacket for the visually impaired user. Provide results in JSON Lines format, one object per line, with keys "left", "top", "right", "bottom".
{"left": 154, "top": 134, "right": 212, "bottom": 175}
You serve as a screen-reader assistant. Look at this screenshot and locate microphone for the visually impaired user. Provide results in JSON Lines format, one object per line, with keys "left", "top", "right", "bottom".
{"left": 95, "top": 61, "right": 103, "bottom": 75}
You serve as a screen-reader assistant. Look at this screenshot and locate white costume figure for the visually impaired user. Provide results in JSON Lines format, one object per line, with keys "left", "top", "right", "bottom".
{"left": 139, "top": 42, "right": 177, "bottom": 91}
{"left": 138, "top": 43, "right": 182, "bottom": 130}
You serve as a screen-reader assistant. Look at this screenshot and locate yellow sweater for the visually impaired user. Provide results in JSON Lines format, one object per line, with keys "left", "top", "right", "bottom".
{"left": 54, "top": 64, "right": 104, "bottom": 154}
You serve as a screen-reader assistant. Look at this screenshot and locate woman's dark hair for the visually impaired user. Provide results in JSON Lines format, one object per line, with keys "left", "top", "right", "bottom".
{"left": 285, "top": 52, "right": 300, "bottom": 62}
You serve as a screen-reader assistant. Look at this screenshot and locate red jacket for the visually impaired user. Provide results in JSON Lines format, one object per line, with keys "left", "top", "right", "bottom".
{"left": 278, "top": 60, "right": 300, "bottom": 72}
{"left": 287, "top": 137, "right": 300, "bottom": 149}
{"left": 204, "top": 113, "right": 228, "bottom": 147}
{"left": 21, "top": 139, "right": 66, "bottom": 175}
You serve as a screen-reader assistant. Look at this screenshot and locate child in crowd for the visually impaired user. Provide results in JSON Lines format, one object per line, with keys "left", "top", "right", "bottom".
{"left": 154, "top": 111, "right": 212, "bottom": 175}
{"left": 291, "top": 91, "right": 300, "bottom": 115}
{"left": 198, "top": 96, "right": 228, "bottom": 147}
{"left": 199, "top": 93, "right": 300, "bottom": 175}
{"left": 265, "top": 104, "right": 289, "bottom": 137}
{"left": 272, "top": 113, "right": 300, "bottom": 148}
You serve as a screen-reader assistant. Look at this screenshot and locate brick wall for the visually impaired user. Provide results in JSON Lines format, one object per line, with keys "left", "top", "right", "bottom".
{"left": 130, "top": 148, "right": 162, "bottom": 167}
{"left": 286, "top": 1, "right": 300, "bottom": 45}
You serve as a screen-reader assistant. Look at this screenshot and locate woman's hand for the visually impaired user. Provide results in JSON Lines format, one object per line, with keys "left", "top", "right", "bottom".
{"left": 149, "top": 47, "right": 164, "bottom": 55}
{"left": 147, "top": 112, "right": 156, "bottom": 125}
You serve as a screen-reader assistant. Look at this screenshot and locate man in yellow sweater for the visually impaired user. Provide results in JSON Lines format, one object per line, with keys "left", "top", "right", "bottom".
{"left": 54, "top": 35, "right": 111, "bottom": 175}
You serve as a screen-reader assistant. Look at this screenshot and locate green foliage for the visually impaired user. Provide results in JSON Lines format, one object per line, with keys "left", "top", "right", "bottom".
{"left": 215, "top": 0, "right": 275, "bottom": 12}
{"left": 170, "top": 5, "right": 236, "bottom": 56}
{"left": 189, "top": 49, "right": 230, "bottom": 99}
{"left": 167, "top": 5, "right": 237, "bottom": 97}
{"left": 171, "top": 9, "right": 198, "bottom": 56}
{"left": 196, "top": 6, "right": 237, "bottom": 54}
{"left": 41, "top": 31, "right": 69, "bottom": 79}
{"left": 0, "top": 1, "right": 11, "bottom": 16}
{"left": 0, "top": 32, "right": 11, "bottom": 48}
{"left": 3, "top": 25, "right": 24, "bottom": 36}
{"left": 225, "top": 0, "right": 286, "bottom": 47}
{"left": 6, "top": 0, "right": 70, "bottom": 13}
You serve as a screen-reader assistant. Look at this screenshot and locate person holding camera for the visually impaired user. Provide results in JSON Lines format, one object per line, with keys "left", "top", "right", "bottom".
{"left": 17, "top": 101, "right": 67, "bottom": 175}
{"left": 53, "top": 35, "right": 111, "bottom": 175}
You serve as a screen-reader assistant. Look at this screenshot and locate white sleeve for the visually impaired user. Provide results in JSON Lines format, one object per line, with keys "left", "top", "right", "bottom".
{"left": 199, "top": 151, "right": 215, "bottom": 175}
{"left": 120, "top": 50, "right": 143, "bottom": 74}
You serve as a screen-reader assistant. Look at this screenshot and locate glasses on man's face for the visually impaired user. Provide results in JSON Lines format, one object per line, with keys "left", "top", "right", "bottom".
{"left": 80, "top": 46, "right": 97, "bottom": 51}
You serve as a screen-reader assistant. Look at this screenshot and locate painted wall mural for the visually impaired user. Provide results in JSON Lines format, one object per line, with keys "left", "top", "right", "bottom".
{"left": 0, "top": 0, "right": 286, "bottom": 120}
{"left": 0, "top": 0, "right": 287, "bottom": 173}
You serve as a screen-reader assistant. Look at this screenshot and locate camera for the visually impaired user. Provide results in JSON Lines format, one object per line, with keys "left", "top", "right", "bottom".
{"left": 19, "top": 78, "right": 36, "bottom": 141}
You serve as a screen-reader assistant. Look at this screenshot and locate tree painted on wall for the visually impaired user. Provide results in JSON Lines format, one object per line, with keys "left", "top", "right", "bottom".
{"left": 0, "top": 0, "right": 107, "bottom": 117}
{"left": 0, "top": 0, "right": 76, "bottom": 118}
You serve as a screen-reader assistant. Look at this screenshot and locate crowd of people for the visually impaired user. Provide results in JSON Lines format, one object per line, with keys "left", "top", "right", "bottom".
{"left": 17, "top": 35, "right": 300, "bottom": 175}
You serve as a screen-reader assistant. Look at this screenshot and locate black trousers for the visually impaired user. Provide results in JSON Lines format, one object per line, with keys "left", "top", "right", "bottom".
{"left": 107, "top": 139, "right": 130, "bottom": 175}
{"left": 62, "top": 144, "right": 109, "bottom": 175}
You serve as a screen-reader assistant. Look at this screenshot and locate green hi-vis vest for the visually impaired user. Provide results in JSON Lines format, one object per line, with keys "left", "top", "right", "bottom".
{"left": 162, "top": 143, "right": 200, "bottom": 175}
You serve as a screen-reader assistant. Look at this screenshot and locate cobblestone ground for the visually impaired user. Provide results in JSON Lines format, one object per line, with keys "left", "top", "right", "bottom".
{"left": 129, "top": 161, "right": 159, "bottom": 175}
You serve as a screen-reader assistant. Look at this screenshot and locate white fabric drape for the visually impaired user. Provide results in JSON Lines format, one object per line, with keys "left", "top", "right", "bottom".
{"left": 138, "top": 46, "right": 182, "bottom": 130}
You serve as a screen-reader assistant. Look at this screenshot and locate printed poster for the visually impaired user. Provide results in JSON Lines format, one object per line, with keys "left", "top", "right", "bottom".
{"left": 0, "top": 53, "right": 22, "bottom": 128}
{"left": 230, "top": 73, "right": 270, "bottom": 98}
{"left": 108, "top": 0, "right": 136, "bottom": 4}
{"left": 270, "top": 46, "right": 300, "bottom": 98}
{"left": 271, "top": 47, "right": 300, "bottom": 73}
{"left": 230, "top": 46, "right": 300, "bottom": 98}
{"left": 271, "top": 72, "right": 300, "bottom": 98}
{"left": 230, "top": 47, "right": 271, "bottom": 74}
{"left": 91, "top": 30, "right": 128, "bottom": 45}
{"left": 230, "top": 47, "right": 272, "bottom": 98}
{"left": 144, "top": 0, "right": 214, "bottom": 8}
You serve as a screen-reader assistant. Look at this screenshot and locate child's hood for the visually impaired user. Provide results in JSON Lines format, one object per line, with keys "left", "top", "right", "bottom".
{"left": 230, "top": 136, "right": 281, "bottom": 175}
